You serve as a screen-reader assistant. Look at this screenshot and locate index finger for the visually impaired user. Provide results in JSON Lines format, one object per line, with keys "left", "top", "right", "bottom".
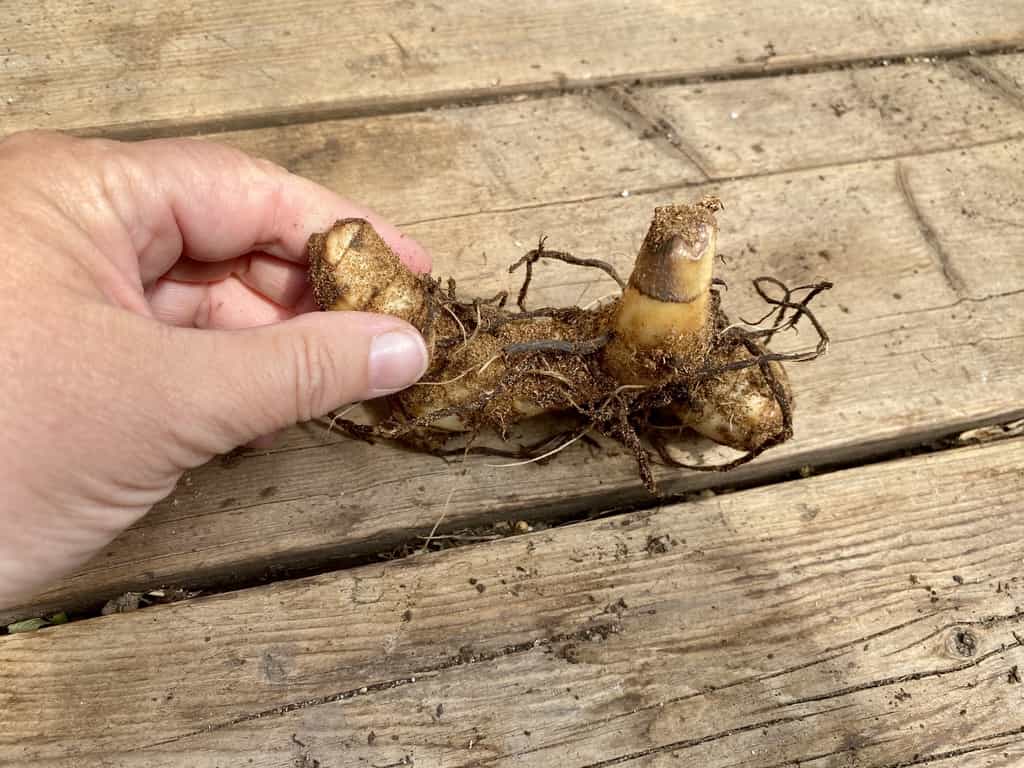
{"left": 112, "top": 137, "right": 431, "bottom": 283}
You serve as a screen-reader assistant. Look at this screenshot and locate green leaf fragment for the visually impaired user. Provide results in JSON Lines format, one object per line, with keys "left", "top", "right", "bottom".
{"left": 6, "top": 617, "right": 50, "bottom": 633}
{"left": 5, "top": 612, "right": 68, "bottom": 633}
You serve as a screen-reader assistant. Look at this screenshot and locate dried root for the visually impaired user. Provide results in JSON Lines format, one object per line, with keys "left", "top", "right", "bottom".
{"left": 307, "top": 198, "right": 832, "bottom": 493}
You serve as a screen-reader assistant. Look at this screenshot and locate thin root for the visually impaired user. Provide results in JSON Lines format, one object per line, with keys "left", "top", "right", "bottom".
{"left": 484, "top": 429, "right": 590, "bottom": 468}
{"left": 317, "top": 232, "right": 831, "bottom": 495}
{"left": 509, "top": 236, "right": 626, "bottom": 311}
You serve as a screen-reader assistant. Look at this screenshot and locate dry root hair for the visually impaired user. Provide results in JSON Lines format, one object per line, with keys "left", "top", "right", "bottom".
{"left": 308, "top": 198, "right": 832, "bottom": 494}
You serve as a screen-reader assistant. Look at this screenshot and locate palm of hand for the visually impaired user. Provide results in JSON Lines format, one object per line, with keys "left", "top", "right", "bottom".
{"left": 0, "top": 131, "right": 429, "bottom": 608}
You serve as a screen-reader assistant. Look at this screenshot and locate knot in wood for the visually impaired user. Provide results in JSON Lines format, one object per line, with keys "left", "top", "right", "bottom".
{"left": 946, "top": 627, "right": 978, "bottom": 658}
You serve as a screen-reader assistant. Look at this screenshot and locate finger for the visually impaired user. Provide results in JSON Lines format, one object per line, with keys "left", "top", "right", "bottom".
{"left": 161, "top": 256, "right": 243, "bottom": 283}
{"left": 111, "top": 137, "right": 431, "bottom": 282}
{"left": 237, "top": 255, "right": 310, "bottom": 309}
{"left": 292, "top": 290, "right": 320, "bottom": 314}
{"left": 164, "top": 311, "right": 429, "bottom": 454}
{"left": 146, "top": 276, "right": 295, "bottom": 329}
{"left": 164, "top": 253, "right": 310, "bottom": 309}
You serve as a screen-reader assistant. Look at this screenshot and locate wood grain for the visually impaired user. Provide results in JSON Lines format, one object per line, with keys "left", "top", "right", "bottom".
{"left": 4, "top": 128, "right": 1024, "bottom": 626}
{"left": 624, "top": 55, "right": 1024, "bottom": 179}
{"left": 963, "top": 52, "right": 1024, "bottom": 112}
{"left": 209, "top": 56, "right": 1024, "bottom": 225}
{"left": 218, "top": 91, "right": 705, "bottom": 224}
{"left": 2, "top": 2, "right": 1023, "bottom": 136}
{"left": 2, "top": 439, "right": 1022, "bottom": 766}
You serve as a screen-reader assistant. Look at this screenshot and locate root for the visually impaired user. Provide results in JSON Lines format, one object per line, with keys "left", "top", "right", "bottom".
{"left": 484, "top": 429, "right": 590, "bottom": 468}
{"left": 419, "top": 459, "right": 470, "bottom": 554}
{"left": 509, "top": 236, "right": 626, "bottom": 311}
{"left": 307, "top": 200, "right": 833, "bottom": 494}
{"left": 453, "top": 275, "right": 820, "bottom": 492}
{"left": 503, "top": 334, "right": 611, "bottom": 358}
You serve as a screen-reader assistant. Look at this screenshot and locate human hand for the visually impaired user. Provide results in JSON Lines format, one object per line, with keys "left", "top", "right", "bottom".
{"left": 0, "top": 131, "right": 430, "bottom": 608}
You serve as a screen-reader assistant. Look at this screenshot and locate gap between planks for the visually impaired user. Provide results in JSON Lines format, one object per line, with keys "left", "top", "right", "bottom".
{"left": 68, "top": 42, "right": 1024, "bottom": 142}
{"left": 7, "top": 0, "right": 1024, "bottom": 139}
{"left": 6, "top": 410, "right": 1021, "bottom": 633}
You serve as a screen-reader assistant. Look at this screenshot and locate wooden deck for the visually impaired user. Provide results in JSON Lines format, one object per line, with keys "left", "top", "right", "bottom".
{"left": 2, "top": 3, "right": 1024, "bottom": 765}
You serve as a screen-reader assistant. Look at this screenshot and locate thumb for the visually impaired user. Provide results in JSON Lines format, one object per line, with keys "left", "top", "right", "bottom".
{"left": 169, "top": 311, "right": 429, "bottom": 454}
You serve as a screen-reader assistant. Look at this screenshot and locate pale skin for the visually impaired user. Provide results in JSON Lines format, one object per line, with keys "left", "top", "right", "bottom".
{"left": 0, "top": 131, "right": 431, "bottom": 610}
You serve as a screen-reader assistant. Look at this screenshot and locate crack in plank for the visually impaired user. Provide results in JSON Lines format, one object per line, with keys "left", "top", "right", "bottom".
{"left": 868, "top": 287, "right": 1024, "bottom": 321}
{"left": 571, "top": 708, "right": 850, "bottom": 768}
{"left": 397, "top": 132, "right": 1023, "bottom": 228}
{"left": 866, "top": 332, "right": 1024, "bottom": 360}
{"left": 755, "top": 740, "right": 903, "bottom": 768}
{"left": 494, "top": 648, "right": 857, "bottom": 767}
{"left": 126, "top": 607, "right": 949, "bottom": 757}
{"left": 885, "top": 612, "right": 1024, "bottom": 657}
{"left": 586, "top": 85, "right": 712, "bottom": 179}
{"left": 875, "top": 726, "right": 1024, "bottom": 768}
{"left": 895, "top": 162, "right": 966, "bottom": 298}
{"left": 752, "top": 727, "right": 1024, "bottom": 768}
{"left": 952, "top": 58, "right": 1024, "bottom": 112}
{"left": 822, "top": 611, "right": 945, "bottom": 654}
{"left": 774, "top": 636, "right": 1022, "bottom": 709}
{"left": 598, "top": 610, "right": 950, "bottom": 733}
{"left": 481, "top": 658, "right": 857, "bottom": 764}
{"left": 387, "top": 32, "right": 411, "bottom": 63}
{"left": 130, "top": 620, "right": 622, "bottom": 752}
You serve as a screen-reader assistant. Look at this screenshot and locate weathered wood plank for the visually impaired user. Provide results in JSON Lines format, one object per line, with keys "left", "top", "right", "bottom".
{"left": 2, "top": 439, "right": 1022, "bottom": 765}
{"left": 965, "top": 51, "right": 1024, "bottom": 110}
{"left": 2, "top": 2, "right": 1022, "bottom": 135}
{"left": 207, "top": 56, "right": 1024, "bottom": 224}
{"left": 5, "top": 132, "right": 1024, "bottom": 625}
{"left": 217, "top": 92, "right": 703, "bottom": 224}
{"left": 623, "top": 54, "right": 1024, "bottom": 179}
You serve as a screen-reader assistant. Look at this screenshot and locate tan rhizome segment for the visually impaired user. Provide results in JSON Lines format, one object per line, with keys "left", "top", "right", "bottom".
{"left": 307, "top": 198, "right": 829, "bottom": 491}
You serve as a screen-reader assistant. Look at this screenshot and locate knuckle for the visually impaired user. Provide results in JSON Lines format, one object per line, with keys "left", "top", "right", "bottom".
{"left": 0, "top": 130, "right": 124, "bottom": 192}
{"left": 195, "top": 294, "right": 216, "bottom": 330}
{"left": 0, "top": 130, "right": 112, "bottom": 166}
{"left": 249, "top": 153, "right": 294, "bottom": 182}
{"left": 0, "top": 130, "right": 74, "bottom": 175}
{"left": 0, "top": 128, "right": 66, "bottom": 152}
{"left": 251, "top": 156, "right": 285, "bottom": 176}
{"left": 290, "top": 330, "right": 336, "bottom": 422}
